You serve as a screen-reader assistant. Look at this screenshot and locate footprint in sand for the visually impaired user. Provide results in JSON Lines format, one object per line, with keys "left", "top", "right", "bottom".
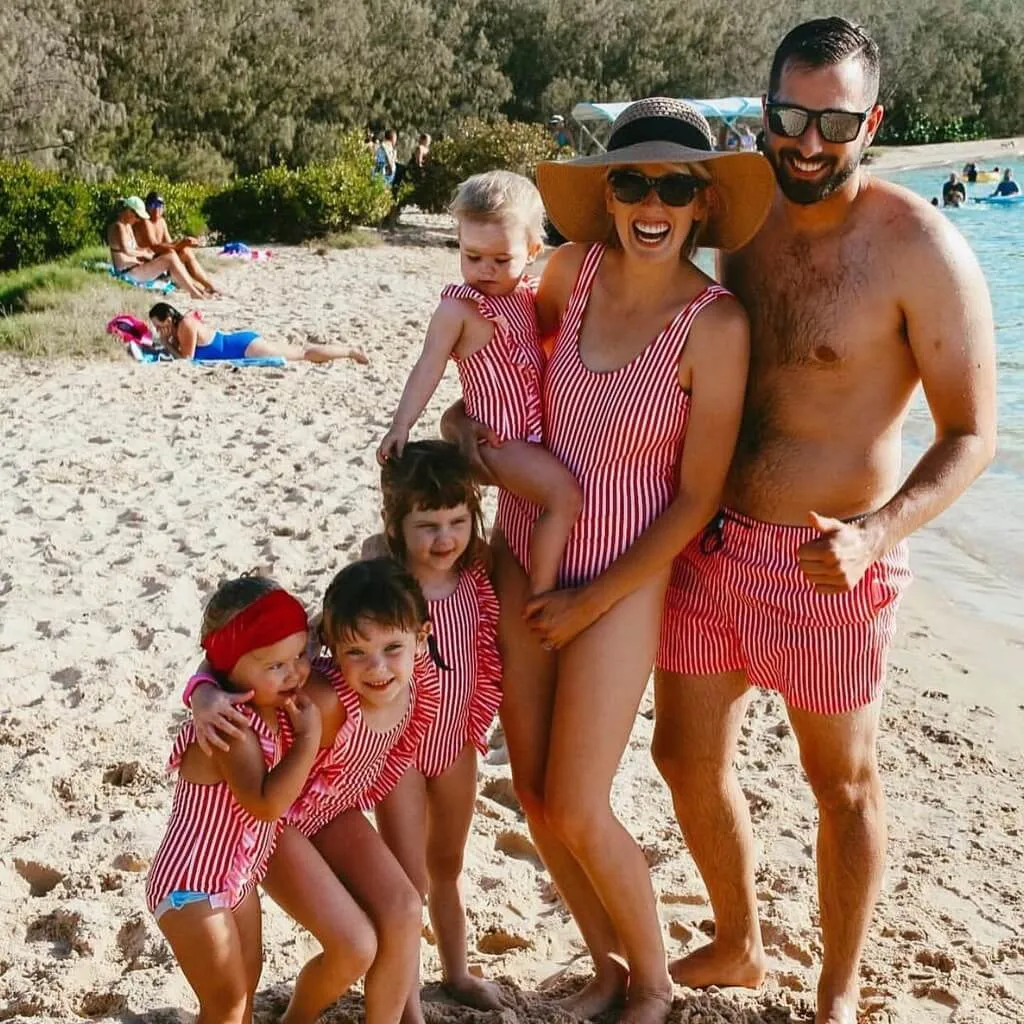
{"left": 14, "top": 858, "right": 64, "bottom": 896}
{"left": 79, "top": 992, "right": 127, "bottom": 1018}
{"left": 480, "top": 776, "right": 521, "bottom": 813}
{"left": 495, "top": 830, "right": 544, "bottom": 870}
{"left": 27, "top": 909, "right": 91, "bottom": 956}
{"left": 477, "top": 927, "right": 533, "bottom": 954}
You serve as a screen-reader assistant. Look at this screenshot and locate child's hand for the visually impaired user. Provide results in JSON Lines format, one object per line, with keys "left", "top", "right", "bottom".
{"left": 192, "top": 686, "right": 255, "bottom": 756}
{"left": 284, "top": 691, "right": 322, "bottom": 741}
{"left": 377, "top": 424, "right": 409, "bottom": 465}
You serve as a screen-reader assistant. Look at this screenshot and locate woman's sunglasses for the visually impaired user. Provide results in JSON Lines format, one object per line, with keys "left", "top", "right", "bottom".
{"left": 765, "top": 102, "right": 871, "bottom": 144}
{"left": 607, "top": 170, "right": 707, "bottom": 207}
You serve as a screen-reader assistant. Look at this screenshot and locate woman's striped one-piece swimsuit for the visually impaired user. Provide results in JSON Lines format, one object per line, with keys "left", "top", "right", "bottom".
{"left": 284, "top": 650, "right": 441, "bottom": 836}
{"left": 145, "top": 706, "right": 284, "bottom": 914}
{"left": 416, "top": 563, "right": 502, "bottom": 778}
{"left": 443, "top": 278, "right": 544, "bottom": 444}
{"left": 497, "top": 243, "right": 728, "bottom": 587}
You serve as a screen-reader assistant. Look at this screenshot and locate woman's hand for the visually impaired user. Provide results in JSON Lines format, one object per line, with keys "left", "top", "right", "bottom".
{"left": 191, "top": 684, "right": 255, "bottom": 756}
{"left": 439, "top": 400, "right": 503, "bottom": 481}
{"left": 523, "top": 587, "right": 603, "bottom": 650}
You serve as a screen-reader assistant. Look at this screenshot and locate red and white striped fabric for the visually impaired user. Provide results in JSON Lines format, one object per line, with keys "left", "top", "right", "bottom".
{"left": 444, "top": 278, "right": 544, "bottom": 444}
{"left": 145, "top": 706, "right": 283, "bottom": 914}
{"left": 417, "top": 563, "right": 503, "bottom": 777}
{"left": 657, "top": 509, "right": 913, "bottom": 714}
{"left": 284, "top": 648, "right": 441, "bottom": 836}
{"left": 497, "top": 244, "right": 728, "bottom": 587}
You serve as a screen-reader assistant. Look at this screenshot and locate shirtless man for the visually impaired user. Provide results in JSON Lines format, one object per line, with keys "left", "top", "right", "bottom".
{"left": 652, "top": 18, "right": 996, "bottom": 1024}
{"left": 106, "top": 196, "right": 205, "bottom": 299}
{"left": 133, "top": 192, "right": 220, "bottom": 296}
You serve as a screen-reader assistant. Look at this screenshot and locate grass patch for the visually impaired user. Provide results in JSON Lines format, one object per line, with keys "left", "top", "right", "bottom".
{"left": 311, "top": 227, "right": 382, "bottom": 251}
{"left": 0, "top": 248, "right": 155, "bottom": 358}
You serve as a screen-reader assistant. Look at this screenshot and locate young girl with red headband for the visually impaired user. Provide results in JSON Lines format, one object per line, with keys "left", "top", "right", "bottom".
{"left": 146, "top": 575, "right": 321, "bottom": 1023}
{"left": 186, "top": 559, "right": 440, "bottom": 1024}
{"left": 362, "top": 440, "right": 504, "bottom": 1019}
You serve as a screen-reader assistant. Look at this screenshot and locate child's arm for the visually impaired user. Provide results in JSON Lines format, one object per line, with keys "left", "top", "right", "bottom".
{"left": 212, "top": 694, "right": 322, "bottom": 821}
{"left": 377, "top": 299, "right": 466, "bottom": 464}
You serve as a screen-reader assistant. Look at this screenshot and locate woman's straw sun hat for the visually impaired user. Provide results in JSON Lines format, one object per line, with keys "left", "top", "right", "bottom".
{"left": 536, "top": 97, "right": 775, "bottom": 251}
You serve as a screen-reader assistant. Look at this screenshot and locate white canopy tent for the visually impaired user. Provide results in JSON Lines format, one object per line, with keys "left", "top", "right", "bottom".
{"left": 570, "top": 97, "right": 763, "bottom": 152}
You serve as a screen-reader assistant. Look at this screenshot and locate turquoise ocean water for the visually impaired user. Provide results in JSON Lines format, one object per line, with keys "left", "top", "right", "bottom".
{"left": 884, "top": 164, "right": 1023, "bottom": 626}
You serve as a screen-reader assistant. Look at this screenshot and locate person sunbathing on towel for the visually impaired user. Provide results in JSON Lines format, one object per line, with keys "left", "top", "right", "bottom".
{"left": 148, "top": 302, "right": 368, "bottom": 364}
{"left": 107, "top": 197, "right": 206, "bottom": 299}
{"left": 133, "top": 192, "right": 222, "bottom": 297}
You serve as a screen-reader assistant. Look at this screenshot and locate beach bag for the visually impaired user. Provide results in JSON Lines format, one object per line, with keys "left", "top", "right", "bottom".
{"left": 106, "top": 314, "right": 172, "bottom": 362}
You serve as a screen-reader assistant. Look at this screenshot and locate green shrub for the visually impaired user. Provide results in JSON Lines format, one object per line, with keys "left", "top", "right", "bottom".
{"left": 0, "top": 163, "right": 95, "bottom": 270}
{"left": 88, "top": 176, "right": 213, "bottom": 241}
{"left": 204, "top": 132, "right": 392, "bottom": 243}
{"left": 411, "top": 118, "right": 559, "bottom": 214}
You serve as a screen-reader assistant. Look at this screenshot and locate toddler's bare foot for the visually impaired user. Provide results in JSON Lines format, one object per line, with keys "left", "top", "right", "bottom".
{"left": 443, "top": 974, "right": 504, "bottom": 1011}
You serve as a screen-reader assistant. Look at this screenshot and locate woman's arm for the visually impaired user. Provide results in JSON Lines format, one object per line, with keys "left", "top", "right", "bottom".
{"left": 525, "top": 296, "right": 750, "bottom": 648}
{"left": 212, "top": 694, "right": 321, "bottom": 820}
{"left": 176, "top": 317, "right": 199, "bottom": 359}
{"left": 377, "top": 299, "right": 467, "bottom": 463}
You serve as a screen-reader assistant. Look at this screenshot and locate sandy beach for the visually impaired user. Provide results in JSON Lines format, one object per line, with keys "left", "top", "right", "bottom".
{"left": 1, "top": 235, "right": 1022, "bottom": 1024}
{"left": 868, "top": 135, "right": 1024, "bottom": 172}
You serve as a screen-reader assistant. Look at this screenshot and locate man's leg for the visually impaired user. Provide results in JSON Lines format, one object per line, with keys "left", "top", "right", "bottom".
{"left": 787, "top": 699, "right": 885, "bottom": 1024}
{"left": 652, "top": 670, "right": 766, "bottom": 988}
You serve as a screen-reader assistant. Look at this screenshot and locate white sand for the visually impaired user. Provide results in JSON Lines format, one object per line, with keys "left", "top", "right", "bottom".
{"left": 1, "top": 238, "right": 1022, "bottom": 1023}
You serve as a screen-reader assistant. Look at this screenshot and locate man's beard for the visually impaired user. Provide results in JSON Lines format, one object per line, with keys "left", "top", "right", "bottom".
{"left": 765, "top": 143, "right": 863, "bottom": 205}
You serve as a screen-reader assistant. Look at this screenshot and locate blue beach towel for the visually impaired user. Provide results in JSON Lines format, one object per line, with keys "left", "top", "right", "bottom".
{"left": 83, "top": 260, "right": 176, "bottom": 294}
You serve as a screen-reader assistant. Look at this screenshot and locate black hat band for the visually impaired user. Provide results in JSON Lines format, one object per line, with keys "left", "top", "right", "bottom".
{"left": 609, "top": 115, "right": 713, "bottom": 154}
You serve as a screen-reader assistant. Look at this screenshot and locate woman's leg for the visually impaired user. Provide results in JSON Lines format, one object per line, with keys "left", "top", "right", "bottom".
{"left": 313, "top": 809, "right": 424, "bottom": 1024}
{"left": 481, "top": 442, "right": 582, "bottom": 595}
{"left": 128, "top": 252, "right": 205, "bottom": 298}
{"left": 179, "top": 246, "right": 219, "bottom": 293}
{"left": 491, "top": 533, "right": 627, "bottom": 1014}
{"left": 262, "top": 826, "right": 377, "bottom": 1024}
{"left": 543, "top": 573, "right": 674, "bottom": 1024}
{"left": 424, "top": 741, "right": 503, "bottom": 1009}
{"left": 242, "top": 338, "right": 368, "bottom": 365}
{"left": 374, "top": 769, "right": 428, "bottom": 1024}
{"left": 156, "top": 892, "right": 256, "bottom": 1024}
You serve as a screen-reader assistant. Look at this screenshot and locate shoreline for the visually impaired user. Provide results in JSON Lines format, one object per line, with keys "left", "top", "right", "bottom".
{"left": 868, "top": 134, "right": 1023, "bottom": 172}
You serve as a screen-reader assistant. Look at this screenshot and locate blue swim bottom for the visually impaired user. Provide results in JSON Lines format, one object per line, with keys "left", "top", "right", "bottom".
{"left": 193, "top": 329, "right": 260, "bottom": 361}
{"left": 152, "top": 889, "right": 211, "bottom": 920}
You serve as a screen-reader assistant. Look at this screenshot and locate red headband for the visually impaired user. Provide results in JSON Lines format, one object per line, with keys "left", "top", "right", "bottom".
{"left": 202, "top": 589, "right": 309, "bottom": 675}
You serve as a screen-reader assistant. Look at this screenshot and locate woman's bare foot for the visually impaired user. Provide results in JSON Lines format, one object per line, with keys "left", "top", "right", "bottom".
{"left": 346, "top": 348, "right": 369, "bottom": 365}
{"left": 442, "top": 973, "right": 504, "bottom": 1010}
{"left": 668, "top": 938, "right": 766, "bottom": 989}
{"left": 619, "top": 985, "right": 673, "bottom": 1024}
{"left": 558, "top": 970, "right": 627, "bottom": 1020}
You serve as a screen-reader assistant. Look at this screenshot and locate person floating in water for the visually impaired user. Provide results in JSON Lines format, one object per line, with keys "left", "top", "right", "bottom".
{"left": 992, "top": 168, "right": 1020, "bottom": 197}
{"left": 941, "top": 173, "right": 966, "bottom": 207}
{"left": 148, "top": 303, "right": 368, "bottom": 364}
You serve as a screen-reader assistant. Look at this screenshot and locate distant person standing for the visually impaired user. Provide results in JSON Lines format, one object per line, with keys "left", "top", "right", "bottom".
{"left": 546, "top": 115, "right": 572, "bottom": 149}
{"left": 941, "top": 173, "right": 966, "bottom": 207}
{"left": 410, "top": 134, "right": 431, "bottom": 170}
{"left": 993, "top": 168, "right": 1020, "bottom": 196}
{"left": 374, "top": 129, "right": 399, "bottom": 185}
{"left": 737, "top": 124, "right": 757, "bottom": 151}
{"left": 134, "top": 192, "right": 221, "bottom": 297}
{"left": 963, "top": 162, "right": 978, "bottom": 183}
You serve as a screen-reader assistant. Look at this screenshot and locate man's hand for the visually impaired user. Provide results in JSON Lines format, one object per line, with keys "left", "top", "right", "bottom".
{"left": 797, "top": 512, "right": 882, "bottom": 593}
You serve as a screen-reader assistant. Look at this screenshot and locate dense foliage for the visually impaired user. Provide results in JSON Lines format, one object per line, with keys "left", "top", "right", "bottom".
{"left": 2, "top": 0, "right": 1021, "bottom": 181}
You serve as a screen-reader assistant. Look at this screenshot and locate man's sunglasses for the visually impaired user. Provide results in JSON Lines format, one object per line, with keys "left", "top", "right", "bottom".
{"left": 765, "top": 101, "right": 872, "bottom": 144}
{"left": 607, "top": 169, "right": 707, "bottom": 207}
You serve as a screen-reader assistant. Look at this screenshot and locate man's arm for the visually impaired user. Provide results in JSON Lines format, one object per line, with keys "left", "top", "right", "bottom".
{"left": 865, "top": 208, "right": 997, "bottom": 554}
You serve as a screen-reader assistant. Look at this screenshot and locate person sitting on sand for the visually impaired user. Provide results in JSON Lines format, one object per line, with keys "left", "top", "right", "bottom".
{"left": 148, "top": 302, "right": 368, "bottom": 364}
{"left": 133, "top": 192, "right": 221, "bottom": 297}
{"left": 941, "top": 173, "right": 966, "bottom": 207}
{"left": 107, "top": 197, "right": 206, "bottom": 299}
{"left": 993, "top": 168, "right": 1020, "bottom": 197}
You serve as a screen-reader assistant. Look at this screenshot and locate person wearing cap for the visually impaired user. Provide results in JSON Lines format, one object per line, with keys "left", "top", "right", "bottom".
{"left": 106, "top": 197, "right": 206, "bottom": 299}
{"left": 652, "top": 19, "right": 995, "bottom": 1023}
{"left": 443, "top": 97, "right": 774, "bottom": 1022}
{"left": 547, "top": 114, "right": 572, "bottom": 149}
{"left": 133, "top": 192, "right": 221, "bottom": 297}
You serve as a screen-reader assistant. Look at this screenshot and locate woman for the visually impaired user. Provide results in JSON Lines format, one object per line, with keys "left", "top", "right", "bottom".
{"left": 148, "top": 303, "right": 368, "bottom": 364}
{"left": 442, "top": 98, "right": 773, "bottom": 1023}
